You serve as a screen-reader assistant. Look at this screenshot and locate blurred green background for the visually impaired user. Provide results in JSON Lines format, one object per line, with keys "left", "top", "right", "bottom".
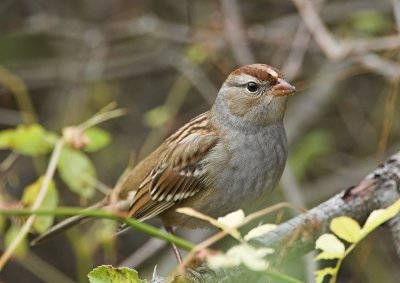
{"left": 0, "top": 0, "right": 399, "bottom": 282}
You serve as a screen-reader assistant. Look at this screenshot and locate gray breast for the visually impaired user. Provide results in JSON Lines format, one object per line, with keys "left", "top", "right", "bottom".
{"left": 202, "top": 122, "right": 287, "bottom": 217}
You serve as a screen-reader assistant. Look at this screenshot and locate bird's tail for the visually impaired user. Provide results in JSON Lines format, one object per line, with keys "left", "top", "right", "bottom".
{"left": 30, "top": 198, "right": 108, "bottom": 246}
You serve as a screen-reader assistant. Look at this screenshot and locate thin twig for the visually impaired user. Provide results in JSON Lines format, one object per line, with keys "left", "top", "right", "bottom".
{"left": 220, "top": 0, "right": 255, "bottom": 65}
{"left": 0, "top": 139, "right": 65, "bottom": 270}
{"left": 0, "top": 207, "right": 194, "bottom": 251}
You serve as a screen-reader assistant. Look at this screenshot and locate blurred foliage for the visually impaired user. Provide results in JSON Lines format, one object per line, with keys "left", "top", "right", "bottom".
{"left": 5, "top": 225, "right": 28, "bottom": 259}
{"left": 0, "top": 124, "right": 57, "bottom": 156}
{"left": 88, "top": 265, "right": 146, "bottom": 283}
{"left": 289, "top": 130, "right": 333, "bottom": 181}
{"left": 58, "top": 147, "right": 97, "bottom": 199}
{"left": 21, "top": 177, "right": 58, "bottom": 233}
{"left": 0, "top": 0, "right": 399, "bottom": 282}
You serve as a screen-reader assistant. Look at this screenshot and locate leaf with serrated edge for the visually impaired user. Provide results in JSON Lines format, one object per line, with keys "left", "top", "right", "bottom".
{"left": 315, "top": 233, "right": 345, "bottom": 258}
{"left": 88, "top": 265, "right": 146, "bottom": 283}
{"left": 330, "top": 216, "right": 361, "bottom": 243}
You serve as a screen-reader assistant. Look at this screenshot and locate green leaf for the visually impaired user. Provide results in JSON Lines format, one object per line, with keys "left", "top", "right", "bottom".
{"left": 315, "top": 267, "right": 336, "bottom": 283}
{"left": 289, "top": 130, "right": 333, "bottom": 180}
{"left": 0, "top": 215, "right": 4, "bottom": 234}
{"left": 5, "top": 225, "right": 28, "bottom": 258}
{"left": 187, "top": 44, "right": 208, "bottom": 64}
{"left": 21, "top": 177, "right": 58, "bottom": 233}
{"left": 88, "top": 265, "right": 146, "bottom": 283}
{"left": 315, "top": 233, "right": 345, "bottom": 258}
{"left": 350, "top": 10, "right": 392, "bottom": 35}
{"left": 58, "top": 147, "right": 97, "bottom": 199}
{"left": 330, "top": 216, "right": 361, "bottom": 243}
{"left": 142, "top": 106, "right": 172, "bottom": 128}
{"left": 0, "top": 129, "right": 14, "bottom": 148}
{"left": 83, "top": 127, "right": 111, "bottom": 152}
{"left": 0, "top": 124, "right": 58, "bottom": 156}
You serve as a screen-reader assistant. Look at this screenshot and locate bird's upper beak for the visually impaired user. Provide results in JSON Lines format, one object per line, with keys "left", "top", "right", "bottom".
{"left": 271, "top": 78, "right": 296, "bottom": 96}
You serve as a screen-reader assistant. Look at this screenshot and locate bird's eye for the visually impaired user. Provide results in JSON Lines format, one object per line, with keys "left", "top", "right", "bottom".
{"left": 246, "top": 81, "right": 259, "bottom": 92}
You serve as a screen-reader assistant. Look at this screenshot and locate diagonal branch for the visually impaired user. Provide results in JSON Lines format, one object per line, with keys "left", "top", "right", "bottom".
{"left": 189, "top": 150, "right": 400, "bottom": 282}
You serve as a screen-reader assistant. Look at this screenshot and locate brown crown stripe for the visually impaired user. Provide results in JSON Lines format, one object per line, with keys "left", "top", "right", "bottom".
{"left": 231, "top": 64, "right": 281, "bottom": 83}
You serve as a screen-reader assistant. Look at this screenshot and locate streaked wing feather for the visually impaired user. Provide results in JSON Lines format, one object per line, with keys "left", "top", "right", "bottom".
{"left": 126, "top": 112, "right": 218, "bottom": 221}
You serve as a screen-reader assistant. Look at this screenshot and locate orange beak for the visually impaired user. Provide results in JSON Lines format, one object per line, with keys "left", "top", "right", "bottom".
{"left": 271, "top": 78, "right": 296, "bottom": 96}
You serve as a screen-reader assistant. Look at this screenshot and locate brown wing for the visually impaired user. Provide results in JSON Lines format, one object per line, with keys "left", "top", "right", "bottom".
{"left": 126, "top": 112, "right": 218, "bottom": 221}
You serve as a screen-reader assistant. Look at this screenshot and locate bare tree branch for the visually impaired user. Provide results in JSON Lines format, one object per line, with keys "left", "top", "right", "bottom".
{"left": 186, "top": 150, "right": 400, "bottom": 283}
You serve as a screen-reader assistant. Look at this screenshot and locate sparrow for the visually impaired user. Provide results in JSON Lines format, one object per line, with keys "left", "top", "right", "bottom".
{"left": 32, "top": 64, "right": 296, "bottom": 261}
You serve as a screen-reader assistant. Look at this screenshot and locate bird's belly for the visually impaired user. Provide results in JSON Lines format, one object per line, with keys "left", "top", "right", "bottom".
{"left": 161, "top": 126, "right": 287, "bottom": 229}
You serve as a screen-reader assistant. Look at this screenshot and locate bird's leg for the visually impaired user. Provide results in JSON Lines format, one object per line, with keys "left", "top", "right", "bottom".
{"left": 164, "top": 225, "right": 183, "bottom": 264}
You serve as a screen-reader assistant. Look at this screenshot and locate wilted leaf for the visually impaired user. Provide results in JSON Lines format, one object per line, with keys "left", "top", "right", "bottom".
{"left": 5, "top": 225, "right": 28, "bottom": 258}
{"left": 244, "top": 224, "right": 277, "bottom": 241}
{"left": 315, "top": 233, "right": 345, "bottom": 258}
{"left": 330, "top": 216, "right": 361, "bottom": 243}
{"left": 58, "top": 147, "right": 96, "bottom": 199}
{"left": 88, "top": 265, "right": 146, "bottom": 283}
{"left": 21, "top": 177, "right": 58, "bottom": 233}
{"left": 0, "top": 124, "right": 58, "bottom": 156}
{"left": 84, "top": 127, "right": 111, "bottom": 152}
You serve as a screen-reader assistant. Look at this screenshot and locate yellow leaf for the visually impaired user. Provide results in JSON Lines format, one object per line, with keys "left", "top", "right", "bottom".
{"left": 330, "top": 216, "right": 361, "bottom": 243}
{"left": 315, "top": 233, "right": 345, "bottom": 258}
{"left": 315, "top": 267, "right": 336, "bottom": 283}
{"left": 315, "top": 251, "right": 344, "bottom": 260}
{"left": 22, "top": 177, "right": 58, "bottom": 233}
{"left": 5, "top": 225, "right": 28, "bottom": 258}
{"left": 362, "top": 199, "right": 400, "bottom": 236}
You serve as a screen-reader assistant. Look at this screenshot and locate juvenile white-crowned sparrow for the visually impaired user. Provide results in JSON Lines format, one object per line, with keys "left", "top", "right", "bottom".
{"left": 32, "top": 63, "right": 296, "bottom": 246}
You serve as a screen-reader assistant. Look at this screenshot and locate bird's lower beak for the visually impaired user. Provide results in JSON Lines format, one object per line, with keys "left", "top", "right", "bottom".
{"left": 271, "top": 78, "right": 296, "bottom": 96}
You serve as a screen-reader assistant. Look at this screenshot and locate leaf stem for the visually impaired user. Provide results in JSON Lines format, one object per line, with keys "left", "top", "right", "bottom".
{"left": 0, "top": 207, "right": 194, "bottom": 251}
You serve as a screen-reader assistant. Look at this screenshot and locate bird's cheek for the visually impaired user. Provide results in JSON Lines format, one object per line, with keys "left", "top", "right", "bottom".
{"left": 224, "top": 92, "right": 259, "bottom": 117}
